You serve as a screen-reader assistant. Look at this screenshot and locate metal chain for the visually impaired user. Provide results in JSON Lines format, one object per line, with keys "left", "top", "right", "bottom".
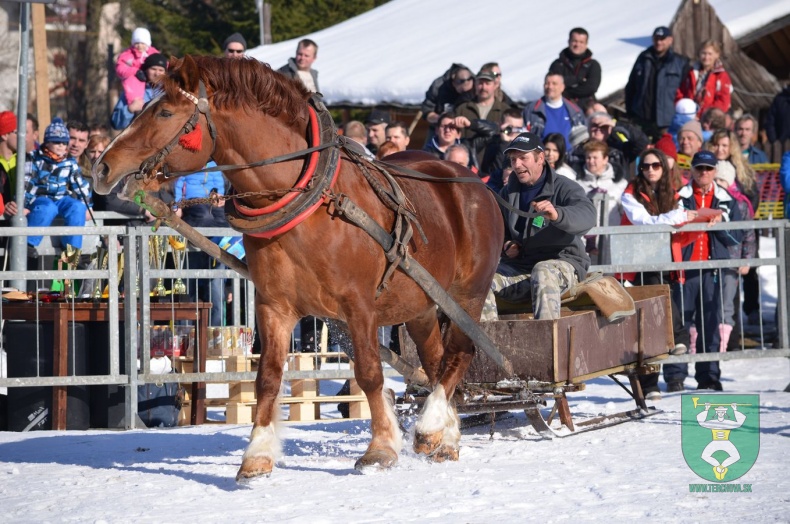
{"left": 173, "top": 187, "right": 309, "bottom": 210}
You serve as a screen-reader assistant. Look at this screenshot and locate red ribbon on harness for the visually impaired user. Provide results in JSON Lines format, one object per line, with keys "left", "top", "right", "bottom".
{"left": 179, "top": 123, "right": 203, "bottom": 152}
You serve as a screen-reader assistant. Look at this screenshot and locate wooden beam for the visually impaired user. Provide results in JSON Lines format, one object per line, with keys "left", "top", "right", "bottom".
{"left": 31, "top": 3, "right": 50, "bottom": 126}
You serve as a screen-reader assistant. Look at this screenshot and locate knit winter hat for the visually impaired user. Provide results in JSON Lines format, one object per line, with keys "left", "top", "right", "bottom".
{"left": 569, "top": 125, "right": 589, "bottom": 147}
{"left": 714, "top": 160, "right": 736, "bottom": 187}
{"left": 142, "top": 53, "right": 168, "bottom": 71}
{"left": 222, "top": 32, "right": 247, "bottom": 51}
{"left": 0, "top": 111, "right": 16, "bottom": 136}
{"left": 44, "top": 117, "right": 70, "bottom": 144}
{"left": 675, "top": 98, "right": 698, "bottom": 116}
{"left": 653, "top": 133, "right": 678, "bottom": 161}
{"left": 131, "top": 27, "right": 152, "bottom": 46}
{"left": 679, "top": 120, "right": 703, "bottom": 143}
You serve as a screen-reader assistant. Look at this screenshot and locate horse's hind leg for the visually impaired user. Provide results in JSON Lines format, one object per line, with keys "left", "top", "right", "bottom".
{"left": 237, "top": 305, "right": 296, "bottom": 481}
{"left": 413, "top": 298, "right": 482, "bottom": 461}
{"left": 346, "top": 311, "right": 403, "bottom": 471}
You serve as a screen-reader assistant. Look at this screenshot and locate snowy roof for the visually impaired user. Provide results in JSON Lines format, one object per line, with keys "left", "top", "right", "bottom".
{"left": 246, "top": 0, "right": 790, "bottom": 106}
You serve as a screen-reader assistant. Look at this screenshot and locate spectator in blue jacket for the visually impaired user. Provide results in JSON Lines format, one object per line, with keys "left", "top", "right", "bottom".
{"left": 780, "top": 151, "right": 790, "bottom": 219}
{"left": 523, "top": 72, "right": 585, "bottom": 150}
{"left": 175, "top": 161, "right": 230, "bottom": 326}
{"left": 24, "top": 117, "right": 91, "bottom": 258}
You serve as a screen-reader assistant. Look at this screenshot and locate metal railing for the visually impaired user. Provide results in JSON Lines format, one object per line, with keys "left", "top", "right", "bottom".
{"left": 1, "top": 217, "right": 787, "bottom": 430}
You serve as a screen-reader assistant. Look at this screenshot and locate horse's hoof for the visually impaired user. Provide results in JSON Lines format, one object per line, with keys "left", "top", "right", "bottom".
{"left": 413, "top": 430, "right": 442, "bottom": 456}
{"left": 430, "top": 445, "right": 459, "bottom": 463}
{"left": 236, "top": 456, "right": 274, "bottom": 482}
{"left": 354, "top": 448, "right": 398, "bottom": 472}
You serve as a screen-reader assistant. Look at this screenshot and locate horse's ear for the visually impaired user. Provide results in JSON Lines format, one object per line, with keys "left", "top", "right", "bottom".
{"left": 171, "top": 55, "right": 199, "bottom": 93}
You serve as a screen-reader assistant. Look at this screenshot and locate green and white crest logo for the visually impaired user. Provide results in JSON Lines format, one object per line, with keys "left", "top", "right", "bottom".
{"left": 681, "top": 394, "right": 760, "bottom": 482}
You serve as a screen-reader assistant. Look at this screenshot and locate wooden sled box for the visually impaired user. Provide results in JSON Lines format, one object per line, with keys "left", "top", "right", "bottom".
{"left": 401, "top": 285, "right": 673, "bottom": 386}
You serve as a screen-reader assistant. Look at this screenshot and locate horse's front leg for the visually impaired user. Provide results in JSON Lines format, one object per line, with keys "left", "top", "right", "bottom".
{"left": 347, "top": 311, "right": 403, "bottom": 471}
{"left": 236, "top": 304, "right": 296, "bottom": 481}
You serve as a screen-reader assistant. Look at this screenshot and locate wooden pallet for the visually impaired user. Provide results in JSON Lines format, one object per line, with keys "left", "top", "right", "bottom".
{"left": 173, "top": 353, "right": 370, "bottom": 424}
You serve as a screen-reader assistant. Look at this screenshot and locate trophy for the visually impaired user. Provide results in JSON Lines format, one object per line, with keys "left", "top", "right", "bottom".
{"left": 60, "top": 244, "right": 81, "bottom": 300}
{"left": 149, "top": 236, "right": 168, "bottom": 299}
{"left": 92, "top": 245, "right": 110, "bottom": 300}
{"left": 168, "top": 235, "right": 188, "bottom": 297}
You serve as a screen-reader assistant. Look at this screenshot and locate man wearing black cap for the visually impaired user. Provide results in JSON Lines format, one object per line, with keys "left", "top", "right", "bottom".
{"left": 663, "top": 150, "right": 742, "bottom": 393}
{"left": 111, "top": 53, "right": 167, "bottom": 130}
{"left": 480, "top": 132, "right": 596, "bottom": 321}
{"left": 365, "top": 108, "right": 390, "bottom": 155}
{"left": 454, "top": 66, "right": 510, "bottom": 166}
{"left": 625, "top": 26, "right": 690, "bottom": 138}
{"left": 223, "top": 32, "right": 247, "bottom": 58}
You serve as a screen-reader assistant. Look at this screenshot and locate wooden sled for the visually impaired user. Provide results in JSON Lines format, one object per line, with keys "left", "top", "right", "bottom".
{"left": 397, "top": 284, "right": 674, "bottom": 438}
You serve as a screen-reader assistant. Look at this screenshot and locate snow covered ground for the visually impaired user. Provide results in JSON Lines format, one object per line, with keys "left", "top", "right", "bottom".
{"left": 1, "top": 356, "right": 788, "bottom": 523}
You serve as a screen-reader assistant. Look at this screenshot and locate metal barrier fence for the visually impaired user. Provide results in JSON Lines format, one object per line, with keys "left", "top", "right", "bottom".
{"left": 1, "top": 218, "right": 788, "bottom": 430}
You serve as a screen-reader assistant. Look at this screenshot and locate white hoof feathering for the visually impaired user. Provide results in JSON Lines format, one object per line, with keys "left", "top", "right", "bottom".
{"left": 242, "top": 424, "right": 281, "bottom": 463}
{"left": 415, "top": 385, "right": 460, "bottom": 448}
{"left": 383, "top": 388, "right": 403, "bottom": 454}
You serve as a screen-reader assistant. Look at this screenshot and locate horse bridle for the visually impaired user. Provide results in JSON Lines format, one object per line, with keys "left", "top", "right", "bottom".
{"left": 137, "top": 80, "right": 218, "bottom": 182}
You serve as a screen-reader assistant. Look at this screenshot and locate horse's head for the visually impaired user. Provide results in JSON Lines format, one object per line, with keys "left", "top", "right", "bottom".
{"left": 92, "top": 55, "right": 215, "bottom": 196}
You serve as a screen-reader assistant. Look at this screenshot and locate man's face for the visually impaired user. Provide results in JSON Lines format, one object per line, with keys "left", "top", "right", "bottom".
{"left": 653, "top": 35, "right": 673, "bottom": 55}
{"left": 294, "top": 44, "right": 317, "bottom": 71}
{"left": 385, "top": 127, "right": 410, "bottom": 152}
{"left": 500, "top": 115, "right": 525, "bottom": 142}
{"left": 692, "top": 164, "right": 716, "bottom": 190}
{"left": 544, "top": 75, "right": 565, "bottom": 101}
{"left": 585, "top": 150, "right": 608, "bottom": 176}
{"left": 569, "top": 32, "right": 588, "bottom": 55}
{"left": 224, "top": 44, "right": 245, "bottom": 59}
{"left": 436, "top": 119, "right": 460, "bottom": 147}
{"left": 145, "top": 65, "right": 166, "bottom": 85}
{"left": 367, "top": 123, "right": 387, "bottom": 147}
{"left": 735, "top": 120, "right": 755, "bottom": 149}
{"left": 5, "top": 128, "right": 18, "bottom": 153}
{"left": 678, "top": 131, "right": 702, "bottom": 156}
{"left": 509, "top": 150, "right": 545, "bottom": 186}
{"left": 476, "top": 78, "right": 495, "bottom": 103}
{"left": 589, "top": 118, "right": 613, "bottom": 141}
{"left": 446, "top": 148, "right": 469, "bottom": 167}
{"left": 26, "top": 119, "right": 38, "bottom": 153}
{"left": 68, "top": 128, "right": 88, "bottom": 158}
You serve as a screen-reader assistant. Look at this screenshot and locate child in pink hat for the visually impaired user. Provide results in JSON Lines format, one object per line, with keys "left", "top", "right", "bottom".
{"left": 115, "top": 27, "right": 160, "bottom": 105}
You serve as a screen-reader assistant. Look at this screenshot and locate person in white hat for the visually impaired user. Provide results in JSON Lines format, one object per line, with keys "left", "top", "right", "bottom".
{"left": 115, "top": 27, "right": 160, "bottom": 106}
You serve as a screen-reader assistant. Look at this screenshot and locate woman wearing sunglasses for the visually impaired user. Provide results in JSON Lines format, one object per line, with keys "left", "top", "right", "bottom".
{"left": 621, "top": 148, "right": 695, "bottom": 401}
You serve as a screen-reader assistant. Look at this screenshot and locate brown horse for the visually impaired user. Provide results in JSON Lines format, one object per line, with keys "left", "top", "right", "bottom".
{"left": 92, "top": 55, "right": 503, "bottom": 479}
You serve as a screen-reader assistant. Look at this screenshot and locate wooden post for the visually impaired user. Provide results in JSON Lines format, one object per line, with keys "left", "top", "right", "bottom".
{"left": 31, "top": 3, "right": 50, "bottom": 125}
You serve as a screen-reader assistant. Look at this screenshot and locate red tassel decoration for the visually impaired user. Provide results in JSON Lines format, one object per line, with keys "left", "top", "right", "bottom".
{"left": 179, "top": 123, "right": 203, "bottom": 151}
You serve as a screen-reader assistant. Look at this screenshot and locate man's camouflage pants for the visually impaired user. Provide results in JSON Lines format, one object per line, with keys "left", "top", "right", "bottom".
{"left": 481, "top": 259, "right": 578, "bottom": 321}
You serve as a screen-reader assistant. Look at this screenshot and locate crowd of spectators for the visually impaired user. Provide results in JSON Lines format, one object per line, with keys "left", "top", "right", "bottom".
{"left": 1, "top": 22, "right": 788, "bottom": 395}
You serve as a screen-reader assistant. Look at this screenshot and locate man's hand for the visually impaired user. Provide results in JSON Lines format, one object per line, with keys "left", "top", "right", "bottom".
{"left": 707, "top": 213, "right": 722, "bottom": 227}
{"left": 705, "top": 402, "right": 711, "bottom": 411}
{"left": 454, "top": 116, "right": 471, "bottom": 129}
{"left": 731, "top": 403, "right": 738, "bottom": 412}
{"left": 532, "top": 200, "right": 558, "bottom": 222}
{"left": 5, "top": 201, "right": 18, "bottom": 217}
{"left": 502, "top": 240, "right": 520, "bottom": 258}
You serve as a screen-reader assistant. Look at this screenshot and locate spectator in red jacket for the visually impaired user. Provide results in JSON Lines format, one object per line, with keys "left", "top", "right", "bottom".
{"left": 676, "top": 40, "right": 732, "bottom": 117}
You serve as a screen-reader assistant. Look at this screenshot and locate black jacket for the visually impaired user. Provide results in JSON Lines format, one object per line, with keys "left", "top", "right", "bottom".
{"left": 625, "top": 47, "right": 689, "bottom": 128}
{"left": 420, "top": 63, "right": 473, "bottom": 117}
{"left": 549, "top": 48, "right": 601, "bottom": 107}
{"left": 499, "top": 164, "right": 596, "bottom": 280}
{"left": 766, "top": 86, "right": 790, "bottom": 143}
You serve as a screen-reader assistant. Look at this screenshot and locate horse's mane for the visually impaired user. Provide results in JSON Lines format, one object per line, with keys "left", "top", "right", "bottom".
{"left": 164, "top": 55, "right": 311, "bottom": 126}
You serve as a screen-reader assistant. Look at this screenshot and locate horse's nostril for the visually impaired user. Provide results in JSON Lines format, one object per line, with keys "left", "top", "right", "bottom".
{"left": 93, "top": 162, "right": 109, "bottom": 181}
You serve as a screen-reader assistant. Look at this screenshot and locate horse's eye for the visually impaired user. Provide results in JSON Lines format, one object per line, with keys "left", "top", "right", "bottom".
{"left": 158, "top": 109, "right": 173, "bottom": 118}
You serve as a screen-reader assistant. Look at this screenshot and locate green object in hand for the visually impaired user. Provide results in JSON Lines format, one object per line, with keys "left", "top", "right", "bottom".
{"left": 533, "top": 215, "right": 544, "bottom": 228}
